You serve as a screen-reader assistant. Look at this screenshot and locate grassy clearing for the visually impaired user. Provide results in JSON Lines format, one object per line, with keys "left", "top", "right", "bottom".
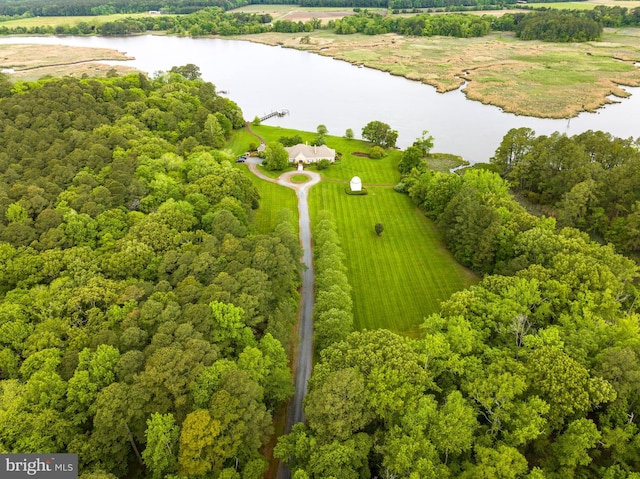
{"left": 529, "top": 0, "right": 640, "bottom": 8}
{"left": 246, "top": 172, "right": 298, "bottom": 234}
{"left": 239, "top": 28, "right": 640, "bottom": 118}
{"left": 229, "top": 5, "right": 360, "bottom": 24}
{"left": 237, "top": 125, "right": 476, "bottom": 334}
{"left": 228, "top": 127, "right": 299, "bottom": 234}
{"left": 310, "top": 181, "right": 476, "bottom": 336}
{"left": 0, "top": 44, "right": 134, "bottom": 80}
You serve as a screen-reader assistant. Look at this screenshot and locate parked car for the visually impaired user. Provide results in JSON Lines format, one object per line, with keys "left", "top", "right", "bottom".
{"left": 236, "top": 155, "right": 247, "bottom": 163}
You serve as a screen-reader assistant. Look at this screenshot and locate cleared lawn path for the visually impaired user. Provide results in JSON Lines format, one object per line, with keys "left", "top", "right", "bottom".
{"left": 310, "top": 181, "right": 476, "bottom": 336}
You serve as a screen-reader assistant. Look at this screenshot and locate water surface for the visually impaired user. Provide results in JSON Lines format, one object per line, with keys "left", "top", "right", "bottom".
{"left": 2, "top": 35, "right": 639, "bottom": 163}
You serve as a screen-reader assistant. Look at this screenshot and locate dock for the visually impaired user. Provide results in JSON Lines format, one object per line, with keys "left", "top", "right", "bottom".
{"left": 260, "top": 109, "right": 289, "bottom": 122}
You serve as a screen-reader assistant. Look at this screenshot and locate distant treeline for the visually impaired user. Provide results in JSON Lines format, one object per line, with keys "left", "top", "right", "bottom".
{"left": 1, "top": 4, "right": 639, "bottom": 42}
{"left": 0, "top": 0, "right": 584, "bottom": 18}
{"left": 0, "top": 8, "right": 273, "bottom": 36}
{"left": 0, "top": 0, "right": 240, "bottom": 16}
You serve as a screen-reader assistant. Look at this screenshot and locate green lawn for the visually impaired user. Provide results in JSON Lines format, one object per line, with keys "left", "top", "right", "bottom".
{"left": 248, "top": 124, "right": 404, "bottom": 184}
{"left": 228, "top": 127, "right": 298, "bottom": 234}
{"left": 233, "top": 125, "right": 477, "bottom": 335}
{"left": 245, "top": 170, "right": 298, "bottom": 235}
{"left": 310, "top": 182, "right": 476, "bottom": 336}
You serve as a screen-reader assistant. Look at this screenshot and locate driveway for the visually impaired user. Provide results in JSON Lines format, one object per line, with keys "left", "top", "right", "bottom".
{"left": 246, "top": 159, "right": 320, "bottom": 479}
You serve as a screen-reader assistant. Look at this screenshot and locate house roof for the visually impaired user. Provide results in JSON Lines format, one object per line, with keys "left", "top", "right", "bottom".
{"left": 284, "top": 144, "right": 335, "bottom": 160}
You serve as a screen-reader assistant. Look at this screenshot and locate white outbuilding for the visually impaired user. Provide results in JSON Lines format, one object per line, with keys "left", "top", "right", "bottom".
{"left": 350, "top": 176, "right": 362, "bottom": 192}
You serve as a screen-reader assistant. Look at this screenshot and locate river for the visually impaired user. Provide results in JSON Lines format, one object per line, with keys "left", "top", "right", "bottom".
{"left": 2, "top": 34, "right": 639, "bottom": 163}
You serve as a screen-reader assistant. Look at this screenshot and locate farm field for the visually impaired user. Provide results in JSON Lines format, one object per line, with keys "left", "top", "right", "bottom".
{"left": 529, "top": 0, "right": 640, "bottom": 8}
{"left": 0, "top": 12, "right": 152, "bottom": 28}
{"left": 245, "top": 125, "right": 477, "bottom": 335}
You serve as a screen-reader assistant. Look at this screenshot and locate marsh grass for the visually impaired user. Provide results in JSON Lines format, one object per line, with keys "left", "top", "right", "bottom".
{"left": 426, "top": 153, "right": 469, "bottom": 173}
{"left": 242, "top": 29, "right": 640, "bottom": 118}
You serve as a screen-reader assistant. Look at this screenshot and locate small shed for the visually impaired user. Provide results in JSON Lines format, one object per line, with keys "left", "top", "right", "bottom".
{"left": 350, "top": 176, "right": 362, "bottom": 192}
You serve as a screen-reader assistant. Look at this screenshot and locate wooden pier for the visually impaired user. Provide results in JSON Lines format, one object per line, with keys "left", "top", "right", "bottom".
{"left": 260, "top": 109, "right": 289, "bottom": 122}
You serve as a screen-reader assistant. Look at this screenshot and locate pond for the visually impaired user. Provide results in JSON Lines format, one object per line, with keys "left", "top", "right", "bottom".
{"left": 1, "top": 34, "right": 639, "bottom": 164}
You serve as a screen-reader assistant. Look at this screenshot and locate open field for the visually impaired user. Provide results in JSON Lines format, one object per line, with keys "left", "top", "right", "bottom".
{"left": 247, "top": 173, "right": 299, "bottom": 234}
{"left": 0, "top": 43, "right": 134, "bottom": 80}
{"left": 242, "top": 125, "right": 476, "bottom": 334}
{"left": 529, "top": 0, "right": 640, "bottom": 8}
{"left": 240, "top": 28, "right": 640, "bottom": 118}
{"left": 0, "top": 13, "right": 152, "bottom": 28}
{"left": 310, "top": 179, "right": 476, "bottom": 336}
{"left": 229, "top": 5, "right": 361, "bottom": 24}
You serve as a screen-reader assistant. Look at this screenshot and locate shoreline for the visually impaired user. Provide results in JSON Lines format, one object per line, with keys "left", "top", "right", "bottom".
{"left": 1, "top": 29, "right": 640, "bottom": 120}
{"left": 230, "top": 30, "right": 640, "bottom": 119}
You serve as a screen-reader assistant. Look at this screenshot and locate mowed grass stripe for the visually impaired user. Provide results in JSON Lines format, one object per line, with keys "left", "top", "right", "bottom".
{"left": 310, "top": 182, "right": 476, "bottom": 334}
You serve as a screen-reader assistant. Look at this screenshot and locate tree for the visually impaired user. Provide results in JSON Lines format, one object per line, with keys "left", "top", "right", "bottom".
{"left": 375, "top": 223, "right": 384, "bottom": 236}
{"left": 143, "top": 413, "right": 179, "bottom": 479}
{"left": 317, "top": 124, "right": 328, "bottom": 136}
{"left": 361, "top": 120, "right": 398, "bottom": 148}
{"left": 399, "top": 145, "right": 423, "bottom": 173}
{"left": 413, "top": 130, "right": 434, "bottom": 156}
{"left": 169, "top": 64, "right": 202, "bottom": 80}
{"left": 304, "top": 368, "right": 370, "bottom": 441}
{"left": 264, "top": 142, "right": 289, "bottom": 171}
{"left": 345, "top": 128, "right": 354, "bottom": 139}
{"left": 178, "top": 409, "right": 221, "bottom": 477}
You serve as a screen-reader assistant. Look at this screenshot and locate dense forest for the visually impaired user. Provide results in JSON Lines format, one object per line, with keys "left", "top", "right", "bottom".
{"left": 274, "top": 160, "right": 640, "bottom": 477}
{"left": 491, "top": 128, "right": 640, "bottom": 257}
{"left": 0, "top": 71, "right": 303, "bottom": 479}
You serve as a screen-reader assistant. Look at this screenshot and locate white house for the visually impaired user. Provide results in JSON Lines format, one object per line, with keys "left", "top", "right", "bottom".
{"left": 350, "top": 176, "right": 362, "bottom": 192}
{"left": 285, "top": 144, "right": 336, "bottom": 165}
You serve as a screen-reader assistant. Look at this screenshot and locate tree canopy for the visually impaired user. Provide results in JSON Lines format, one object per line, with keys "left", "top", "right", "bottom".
{"left": 0, "top": 72, "right": 300, "bottom": 478}
{"left": 277, "top": 156, "right": 640, "bottom": 478}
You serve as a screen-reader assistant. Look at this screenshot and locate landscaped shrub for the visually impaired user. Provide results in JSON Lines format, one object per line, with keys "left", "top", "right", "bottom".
{"left": 317, "top": 159, "right": 331, "bottom": 170}
{"left": 370, "top": 146, "right": 386, "bottom": 159}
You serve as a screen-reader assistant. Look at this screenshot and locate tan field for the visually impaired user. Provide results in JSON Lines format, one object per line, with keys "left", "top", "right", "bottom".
{"left": 0, "top": 44, "right": 136, "bottom": 80}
